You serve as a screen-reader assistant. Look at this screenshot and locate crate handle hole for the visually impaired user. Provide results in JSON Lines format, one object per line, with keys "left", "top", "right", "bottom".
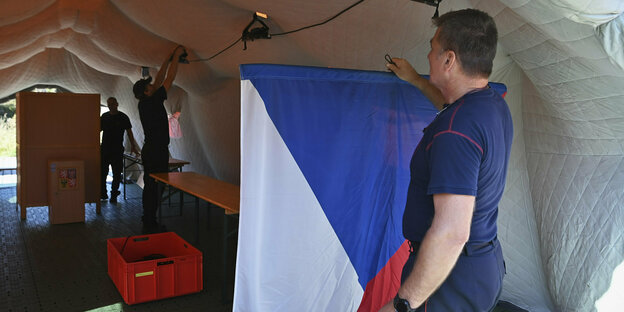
{"left": 157, "top": 260, "right": 174, "bottom": 266}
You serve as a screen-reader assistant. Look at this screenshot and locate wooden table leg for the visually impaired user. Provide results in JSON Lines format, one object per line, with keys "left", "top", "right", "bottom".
{"left": 222, "top": 212, "right": 228, "bottom": 303}
{"left": 195, "top": 196, "right": 199, "bottom": 243}
{"left": 157, "top": 181, "right": 162, "bottom": 225}
{"left": 123, "top": 158, "right": 126, "bottom": 200}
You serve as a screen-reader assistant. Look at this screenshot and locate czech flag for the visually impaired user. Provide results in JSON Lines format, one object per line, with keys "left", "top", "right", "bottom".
{"left": 235, "top": 64, "right": 506, "bottom": 311}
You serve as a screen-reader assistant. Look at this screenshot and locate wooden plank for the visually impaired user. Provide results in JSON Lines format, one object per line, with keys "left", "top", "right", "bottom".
{"left": 150, "top": 172, "right": 239, "bottom": 214}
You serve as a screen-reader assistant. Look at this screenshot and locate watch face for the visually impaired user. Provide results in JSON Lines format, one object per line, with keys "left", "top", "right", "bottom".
{"left": 394, "top": 298, "right": 409, "bottom": 312}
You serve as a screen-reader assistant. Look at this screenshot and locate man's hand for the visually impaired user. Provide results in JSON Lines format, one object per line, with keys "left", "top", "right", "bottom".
{"left": 386, "top": 58, "right": 420, "bottom": 85}
{"left": 386, "top": 57, "right": 445, "bottom": 110}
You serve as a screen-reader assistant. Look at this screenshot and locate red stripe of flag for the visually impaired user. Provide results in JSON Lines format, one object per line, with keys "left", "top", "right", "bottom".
{"left": 357, "top": 240, "right": 410, "bottom": 312}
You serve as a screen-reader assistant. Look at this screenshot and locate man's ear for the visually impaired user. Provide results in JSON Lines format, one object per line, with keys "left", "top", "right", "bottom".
{"left": 444, "top": 50, "right": 457, "bottom": 71}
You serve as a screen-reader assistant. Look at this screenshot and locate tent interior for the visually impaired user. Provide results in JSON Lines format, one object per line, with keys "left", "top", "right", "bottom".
{"left": 2, "top": 0, "right": 624, "bottom": 311}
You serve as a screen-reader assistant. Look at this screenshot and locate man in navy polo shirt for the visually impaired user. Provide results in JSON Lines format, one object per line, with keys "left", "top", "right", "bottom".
{"left": 383, "top": 9, "right": 513, "bottom": 311}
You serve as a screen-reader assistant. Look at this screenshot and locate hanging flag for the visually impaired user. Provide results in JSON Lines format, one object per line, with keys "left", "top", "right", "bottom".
{"left": 235, "top": 64, "right": 506, "bottom": 311}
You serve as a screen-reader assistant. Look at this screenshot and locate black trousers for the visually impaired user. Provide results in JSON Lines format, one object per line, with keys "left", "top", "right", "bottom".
{"left": 141, "top": 144, "right": 169, "bottom": 224}
{"left": 101, "top": 147, "right": 123, "bottom": 195}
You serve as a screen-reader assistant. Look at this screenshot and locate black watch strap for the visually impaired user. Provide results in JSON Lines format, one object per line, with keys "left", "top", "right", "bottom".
{"left": 393, "top": 294, "right": 418, "bottom": 312}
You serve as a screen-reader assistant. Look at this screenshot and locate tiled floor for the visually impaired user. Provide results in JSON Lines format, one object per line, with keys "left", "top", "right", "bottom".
{"left": 0, "top": 183, "right": 236, "bottom": 312}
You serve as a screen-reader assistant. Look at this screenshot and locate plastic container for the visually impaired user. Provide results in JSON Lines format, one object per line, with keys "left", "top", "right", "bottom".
{"left": 107, "top": 232, "right": 203, "bottom": 304}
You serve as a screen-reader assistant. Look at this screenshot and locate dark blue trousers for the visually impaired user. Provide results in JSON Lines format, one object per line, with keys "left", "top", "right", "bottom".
{"left": 401, "top": 238, "right": 505, "bottom": 311}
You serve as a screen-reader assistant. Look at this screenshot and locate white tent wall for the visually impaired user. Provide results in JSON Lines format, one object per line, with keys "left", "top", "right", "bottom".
{"left": 170, "top": 80, "right": 242, "bottom": 184}
{"left": 489, "top": 60, "right": 556, "bottom": 311}
{"left": 481, "top": 1, "right": 624, "bottom": 311}
{"left": 1, "top": 0, "right": 623, "bottom": 311}
{"left": 598, "top": 13, "right": 624, "bottom": 72}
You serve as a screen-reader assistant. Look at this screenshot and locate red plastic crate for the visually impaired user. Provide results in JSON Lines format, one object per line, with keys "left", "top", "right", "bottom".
{"left": 107, "top": 232, "right": 203, "bottom": 304}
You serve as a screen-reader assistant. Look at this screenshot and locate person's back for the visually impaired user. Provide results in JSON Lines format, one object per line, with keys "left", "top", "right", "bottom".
{"left": 403, "top": 87, "right": 513, "bottom": 244}
{"left": 466, "top": 89, "right": 513, "bottom": 232}
{"left": 138, "top": 86, "right": 169, "bottom": 149}
{"left": 101, "top": 111, "right": 131, "bottom": 151}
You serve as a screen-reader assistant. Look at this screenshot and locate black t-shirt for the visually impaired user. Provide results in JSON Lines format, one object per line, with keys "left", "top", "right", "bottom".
{"left": 100, "top": 111, "right": 131, "bottom": 150}
{"left": 138, "top": 86, "right": 169, "bottom": 147}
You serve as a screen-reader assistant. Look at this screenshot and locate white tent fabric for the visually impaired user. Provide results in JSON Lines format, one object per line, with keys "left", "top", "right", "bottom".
{"left": 597, "top": 13, "right": 624, "bottom": 71}
{"left": 1, "top": 1, "right": 623, "bottom": 311}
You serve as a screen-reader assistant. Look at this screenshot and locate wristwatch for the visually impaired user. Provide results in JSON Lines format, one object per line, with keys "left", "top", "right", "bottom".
{"left": 393, "top": 294, "right": 418, "bottom": 312}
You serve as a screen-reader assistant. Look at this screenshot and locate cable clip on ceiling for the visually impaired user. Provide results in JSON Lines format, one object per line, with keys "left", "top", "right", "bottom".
{"left": 141, "top": 66, "right": 150, "bottom": 77}
{"left": 179, "top": 50, "right": 190, "bottom": 64}
{"left": 242, "top": 12, "right": 271, "bottom": 50}
{"left": 410, "top": 0, "right": 442, "bottom": 18}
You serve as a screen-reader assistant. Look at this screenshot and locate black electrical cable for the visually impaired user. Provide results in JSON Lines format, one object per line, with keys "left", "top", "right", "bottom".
{"left": 271, "top": 0, "right": 365, "bottom": 37}
{"left": 187, "top": 37, "right": 242, "bottom": 63}
{"left": 120, "top": 235, "right": 131, "bottom": 256}
{"left": 187, "top": 0, "right": 365, "bottom": 62}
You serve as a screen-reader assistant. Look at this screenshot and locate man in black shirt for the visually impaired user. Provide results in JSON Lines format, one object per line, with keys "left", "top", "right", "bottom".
{"left": 100, "top": 97, "right": 140, "bottom": 203}
{"left": 133, "top": 45, "right": 186, "bottom": 234}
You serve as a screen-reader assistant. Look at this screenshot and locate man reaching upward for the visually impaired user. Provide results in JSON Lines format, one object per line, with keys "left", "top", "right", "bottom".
{"left": 383, "top": 9, "right": 513, "bottom": 311}
{"left": 133, "top": 45, "right": 186, "bottom": 234}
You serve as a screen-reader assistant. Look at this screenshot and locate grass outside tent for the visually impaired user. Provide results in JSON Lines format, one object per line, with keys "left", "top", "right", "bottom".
{"left": 0, "top": 117, "right": 16, "bottom": 157}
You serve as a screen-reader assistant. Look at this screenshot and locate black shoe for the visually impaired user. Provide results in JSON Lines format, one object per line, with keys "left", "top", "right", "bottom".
{"left": 100, "top": 193, "right": 108, "bottom": 200}
{"left": 110, "top": 190, "right": 120, "bottom": 203}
